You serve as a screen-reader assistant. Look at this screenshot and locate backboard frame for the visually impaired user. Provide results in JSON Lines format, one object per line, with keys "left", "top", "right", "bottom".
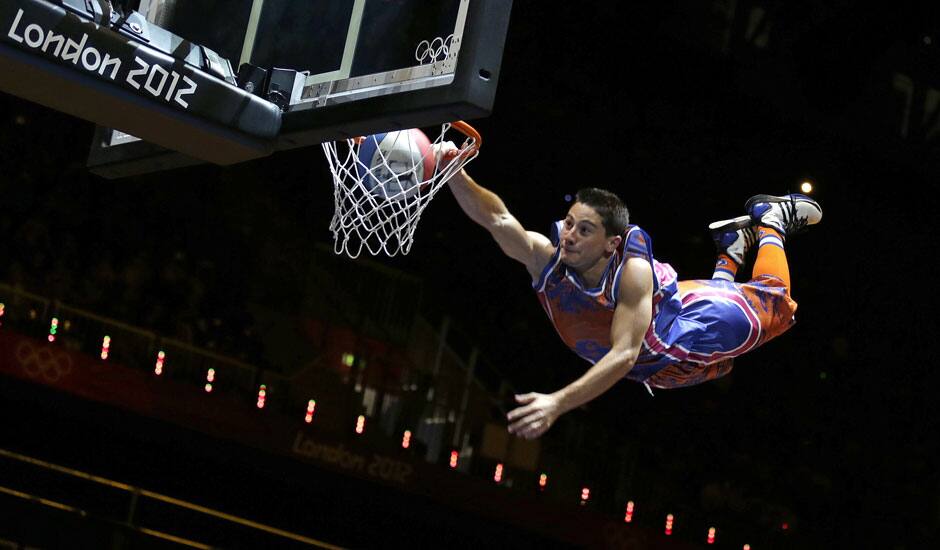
{"left": 87, "top": 0, "right": 512, "bottom": 178}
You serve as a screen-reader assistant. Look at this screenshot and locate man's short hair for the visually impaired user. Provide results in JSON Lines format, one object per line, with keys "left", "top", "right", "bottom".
{"left": 574, "top": 188, "right": 630, "bottom": 236}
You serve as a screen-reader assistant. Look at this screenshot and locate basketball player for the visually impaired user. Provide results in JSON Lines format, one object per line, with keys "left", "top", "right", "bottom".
{"left": 443, "top": 161, "right": 821, "bottom": 440}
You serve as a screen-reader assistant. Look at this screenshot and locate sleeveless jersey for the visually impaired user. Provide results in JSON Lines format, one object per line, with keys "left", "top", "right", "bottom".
{"left": 533, "top": 222, "right": 772, "bottom": 388}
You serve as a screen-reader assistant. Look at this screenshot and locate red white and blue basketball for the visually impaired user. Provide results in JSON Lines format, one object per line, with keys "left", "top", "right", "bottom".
{"left": 356, "top": 129, "right": 436, "bottom": 201}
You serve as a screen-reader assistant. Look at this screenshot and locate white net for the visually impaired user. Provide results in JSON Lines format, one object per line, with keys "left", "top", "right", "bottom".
{"left": 322, "top": 122, "right": 480, "bottom": 258}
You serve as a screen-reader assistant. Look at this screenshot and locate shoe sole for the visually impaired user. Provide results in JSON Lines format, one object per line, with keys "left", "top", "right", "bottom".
{"left": 708, "top": 214, "right": 752, "bottom": 232}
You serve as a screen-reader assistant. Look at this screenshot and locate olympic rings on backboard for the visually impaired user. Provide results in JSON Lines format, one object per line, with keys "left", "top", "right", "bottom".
{"left": 415, "top": 34, "right": 454, "bottom": 65}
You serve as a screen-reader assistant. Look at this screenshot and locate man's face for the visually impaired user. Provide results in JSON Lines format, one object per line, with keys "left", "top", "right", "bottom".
{"left": 558, "top": 202, "right": 621, "bottom": 270}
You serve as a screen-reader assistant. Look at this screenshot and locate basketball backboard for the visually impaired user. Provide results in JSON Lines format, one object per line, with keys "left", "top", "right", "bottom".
{"left": 86, "top": 0, "right": 511, "bottom": 178}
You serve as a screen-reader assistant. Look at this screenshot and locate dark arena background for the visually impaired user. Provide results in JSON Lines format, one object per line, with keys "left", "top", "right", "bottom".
{"left": 1, "top": 2, "right": 939, "bottom": 549}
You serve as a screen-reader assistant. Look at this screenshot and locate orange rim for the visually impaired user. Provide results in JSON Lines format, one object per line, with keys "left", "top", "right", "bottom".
{"left": 352, "top": 121, "right": 482, "bottom": 152}
{"left": 450, "top": 121, "right": 482, "bottom": 152}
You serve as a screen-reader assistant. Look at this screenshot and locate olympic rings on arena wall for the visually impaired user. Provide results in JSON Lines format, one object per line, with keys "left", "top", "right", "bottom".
{"left": 15, "top": 341, "right": 73, "bottom": 383}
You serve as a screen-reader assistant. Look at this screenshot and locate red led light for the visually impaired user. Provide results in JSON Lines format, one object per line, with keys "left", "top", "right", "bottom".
{"left": 707, "top": 527, "right": 716, "bottom": 544}
{"left": 154, "top": 351, "right": 165, "bottom": 375}
{"left": 539, "top": 474, "right": 548, "bottom": 490}
{"left": 401, "top": 430, "right": 411, "bottom": 448}
{"left": 781, "top": 523, "right": 789, "bottom": 530}
{"left": 100, "top": 336, "right": 111, "bottom": 360}
{"left": 624, "top": 501, "right": 634, "bottom": 523}
{"left": 580, "top": 487, "right": 590, "bottom": 505}
{"left": 494, "top": 463, "right": 503, "bottom": 483}
{"left": 449, "top": 450, "right": 458, "bottom": 468}
{"left": 743, "top": 545, "right": 751, "bottom": 550}
{"left": 665, "top": 514, "right": 674, "bottom": 536}
{"left": 305, "top": 400, "right": 316, "bottom": 423}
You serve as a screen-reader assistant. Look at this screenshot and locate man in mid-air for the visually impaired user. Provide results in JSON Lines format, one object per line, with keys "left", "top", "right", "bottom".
{"left": 444, "top": 162, "right": 821, "bottom": 440}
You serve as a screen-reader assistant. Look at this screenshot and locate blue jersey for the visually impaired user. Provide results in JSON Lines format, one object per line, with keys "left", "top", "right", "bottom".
{"left": 534, "top": 222, "right": 785, "bottom": 389}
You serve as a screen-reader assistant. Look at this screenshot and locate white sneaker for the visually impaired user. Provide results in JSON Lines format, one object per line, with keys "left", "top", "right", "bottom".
{"left": 745, "top": 194, "right": 822, "bottom": 239}
{"left": 708, "top": 215, "right": 757, "bottom": 265}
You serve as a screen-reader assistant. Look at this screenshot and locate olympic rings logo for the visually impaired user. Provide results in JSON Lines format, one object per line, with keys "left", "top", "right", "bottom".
{"left": 15, "top": 341, "right": 73, "bottom": 383}
{"left": 415, "top": 34, "right": 454, "bottom": 65}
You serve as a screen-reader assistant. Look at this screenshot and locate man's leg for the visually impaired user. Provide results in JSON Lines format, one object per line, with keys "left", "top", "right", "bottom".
{"left": 685, "top": 194, "right": 822, "bottom": 366}
{"left": 745, "top": 193, "right": 823, "bottom": 291}
{"left": 708, "top": 193, "right": 821, "bottom": 285}
{"left": 751, "top": 226, "right": 790, "bottom": 290}
{"left": 708, "top": 215, "right": 756, "bottom": 282}
{"left": 712, "top": 253, "right": 738, "bottom": 282}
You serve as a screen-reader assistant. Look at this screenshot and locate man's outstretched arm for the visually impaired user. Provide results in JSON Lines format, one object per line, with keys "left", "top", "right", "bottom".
{"left": 448, "top": 169, "right": 554, "bottom": 280}
{"left": 507, "top": 257, "right": 654, "bottom": 439}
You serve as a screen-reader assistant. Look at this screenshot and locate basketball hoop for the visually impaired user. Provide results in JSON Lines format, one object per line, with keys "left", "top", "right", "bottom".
{"left": 322, "top": 121, "right": 481, "bottom": 258}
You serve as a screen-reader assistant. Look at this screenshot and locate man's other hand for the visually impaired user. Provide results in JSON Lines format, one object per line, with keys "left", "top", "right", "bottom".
{"left": 507, "top": 392, "right": 561, "bottom": 439}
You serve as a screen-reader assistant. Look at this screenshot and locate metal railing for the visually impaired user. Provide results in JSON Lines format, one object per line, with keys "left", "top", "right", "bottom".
{"left": 0, "top": 280, "right": 508, "bottom": 470}
{"left": 0, "top": 282, "right": 274, "bottom": 402}
{"left": 0, "top": 447, "right": 342, "bottom": 549}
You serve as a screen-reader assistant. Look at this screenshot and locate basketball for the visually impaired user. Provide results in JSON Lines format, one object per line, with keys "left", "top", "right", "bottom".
{"left": 356, "top": 129, "right": 436, "bottom": 201}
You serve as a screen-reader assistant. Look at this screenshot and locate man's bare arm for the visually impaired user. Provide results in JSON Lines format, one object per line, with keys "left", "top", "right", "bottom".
{"left": 448, "top": 169, "right": 554, "bottom": 280}
{"left": 507, "top": 257, "right": 654, "bottom": 438}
